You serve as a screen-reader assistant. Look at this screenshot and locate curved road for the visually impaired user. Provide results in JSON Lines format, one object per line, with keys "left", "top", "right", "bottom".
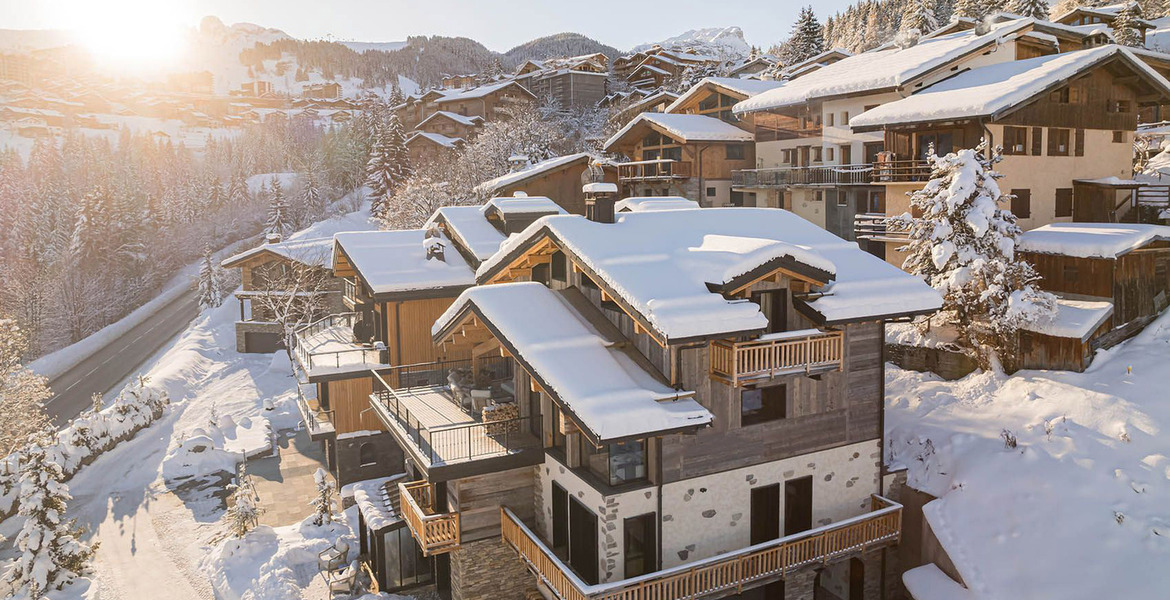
{"left": 45, "top": 289, "right": 201, "bottom": 425}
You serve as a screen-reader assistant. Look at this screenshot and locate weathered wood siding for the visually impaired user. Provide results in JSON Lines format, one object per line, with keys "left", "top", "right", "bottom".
{"left": 998, "top": 68, "right": 1139, "bottom": 131}
{"left": 449, "top": 466, "right": 536, "bottom": 543}
{"left": 495, "top": 163, "right": 619, "bottom": 217}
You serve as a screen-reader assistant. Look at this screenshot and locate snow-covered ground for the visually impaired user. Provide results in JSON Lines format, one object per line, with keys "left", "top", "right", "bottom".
{"left": 886, "top": 310, "right": 1170, "bottom": 599}
{"left": 4, "top": 204, "right": 384, "bottom": 599}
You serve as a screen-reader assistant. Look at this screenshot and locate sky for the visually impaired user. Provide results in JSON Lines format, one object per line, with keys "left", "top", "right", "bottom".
{"left": 2, "top": 0, "right": 859, "bottom": 52}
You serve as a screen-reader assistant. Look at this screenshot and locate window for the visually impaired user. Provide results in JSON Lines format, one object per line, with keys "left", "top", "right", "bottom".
{"left": 840, "top": 144, "right": 853, "bottom": 164}
{"left": 811, "top": 147, "right": 822, "bottom": 162}
{"left": 842, "top": 111, "right": 850, "bottom": 125}
{"left": 1063, "top": 264, "right": 1079, "bottom": 282}
{"left": 864, "top": 104, "right": 879, "bottom": 112}
{"left": 1011, "top": 189, "right": 1031, "bottom": 219}
{"left": 552, "top": 405, "right": 567, "bottom": 452}
{"left": 1113, "top": 131, "right": 1125, "bottom": 143}
{"left": 837, "top": 191, "right": 848, "bottom": 207}
{"left": 826, "top": 147, "right": 835, "bottom": 162}
{"left": 1050, "top": 88, "right": 1070, "bottom": 103}
{"left": 741, "top": 384, "right": 787, "bottom": 426}
{"left": 551, "top": 250, "right": 567, "bottom": 281}
{"left": 624, "top": 514, "right": 657, "bottom": 578}
{"left": 358, "top": 442, "right": 377, "bottom": 467}
{"left": 532, "top": 263, "right": 550, "bottom": 285}
{"left": 1055, "top": 188, "right": 1073, "bottom": 217}
{"left": 706, "top": 187, "right": 717, "bottom": 197}
{"left": 726, "top": 144, "right": 745, "bottom": 160}
{"left": 814, "top": 190, "right": 824, "bottom": 203}
{"left": 1108, "top": 99, "right": 1132, "bottom": 113}
{"left": 1031, "top": 127, "right": 1043, "bottom": 156}
{"left": 1048, "top": 128, "right": 1070, "bottom": 156}
{"left": 608, "top": 440, "right": 647, "bottom": 486}
{"left": 1004, "top": 126, "right": 1028, "bottom": 155}
{"left": 827, "top": 112, "right": 835, "bottom": 127}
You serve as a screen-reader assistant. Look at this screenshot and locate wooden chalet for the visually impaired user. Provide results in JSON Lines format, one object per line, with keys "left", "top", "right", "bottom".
{"left": 413, "top": 110, "right": 483, "bottom": 140}
{"left": 473, "top": 153, "right": 618, "bottom": 216}
{"left": 432, "top": 80, "right": 536, "bottom": 120}
{"left": 352, "top": 204, "right": 940, "bottom": 600}
{"left": 1052, "top": 4, "right": 1157, "bottom": 47}
{"left": 405, "top": 131, "right": 465, "bottom": 166}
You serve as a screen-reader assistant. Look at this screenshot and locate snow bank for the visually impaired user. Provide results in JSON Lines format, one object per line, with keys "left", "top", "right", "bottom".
{"left": 885, "top": 309, "right": 1170, "bottom": 599}
{"left": 163, "top": 413, "right": 274, "bottom": 482}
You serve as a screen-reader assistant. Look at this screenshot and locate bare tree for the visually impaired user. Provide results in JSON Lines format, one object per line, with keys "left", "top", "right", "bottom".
{"left": 245, "top": 247, "right": 335, "bottom": 356}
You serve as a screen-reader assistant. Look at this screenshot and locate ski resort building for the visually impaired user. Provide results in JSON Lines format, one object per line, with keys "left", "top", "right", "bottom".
{"left": 513, "top": 54, "right": 610, "bottom": 108}
{"left": 331, "top": 199, "right": 942, "bottom": 599}
{"left": 731, "top": 15, "right": 1170, "bottom": 256}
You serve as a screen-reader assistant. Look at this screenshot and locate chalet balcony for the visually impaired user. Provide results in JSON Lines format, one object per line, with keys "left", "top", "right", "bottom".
{"left": 369, "top": 359, "right": 542, "bottom": 477}
{"left": 295, "top": 381, "right": 335, "bottom": 440}
{"left": 342, "top": 278, "right": 368, "bottom": 308}
{"left": 732, "top": 163, "right": 874, "bottom": 188}
{"left": 710, "top": 329, "right": 844, "bottom": 387}
{"left": 292, "top": 312, "right": 388, "bottom": 379}
{"left": 500, "top": 495, "right": 902, "bottom": 600}
{"left": 870, "top": 159, "right": 931, "bottom": 183}
{"left": 398, "top": 480, "right": 461, "bottom": 556}
{"left": 617, "top": 159, "right": 693, "bottom": 182}
{"left": 854, "top": 213, "right": 911, "bottom": 244}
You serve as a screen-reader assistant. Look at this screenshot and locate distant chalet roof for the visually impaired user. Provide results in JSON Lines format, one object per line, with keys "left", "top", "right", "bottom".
{"left": 432, "top": 283, "right": 712, "bottom": 444}
{"left": 614, "top": 196, "right": 700, "bottom": 212}
{"left": 1018, "top": 223, "right": 1170, "bottom": 259}
{"left": 474, "top": 153, "right": 597, "bottom": 197}
{"left": 477, "top": 208, "right": 942, "bottom": 342}
{"left": 221, "top": 236, "right": 334, "bottom": 269}
{"left": 436, "top": 80, "right": 535, "bottom": 103}
{"left": 482, "top": 195, "right": 565, "bottom": 218}
{"left": 604, "top": 113, "right": 754, "bottom": 151}
{"left": 582, "top": 182, "right": 619, "bottom": 194}
{"left": 426, "top": 198, "right": 568, "bottom": 266}
{"left": 406, "top": 131, "right": 465, "bottom": 148}
{"left": 665, "top": 77, "right": 785, "bottom": 113}
{"left": 415, "top": 110, "right": 484, "bottom": 128}
{"left": 333, "top": 230, "right": 475, "bottom": 298}
{"left": 734, "top": 19, "right": 1036, "bottom": 115}
{"left": 850, "top": 45, "right": 1170, "bottom": 130}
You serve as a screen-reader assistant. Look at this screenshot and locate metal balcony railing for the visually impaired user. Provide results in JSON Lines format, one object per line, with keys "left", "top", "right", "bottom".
{"left": 732, "top": 163, "right": 873, "bottom": 188}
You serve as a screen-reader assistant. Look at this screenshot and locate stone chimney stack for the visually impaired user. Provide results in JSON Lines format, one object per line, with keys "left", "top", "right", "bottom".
{"left": 583, "top": 182, "right": 619, "bottom": 224}
{"left": 264, "top": 231, "right": 282, "bottom": 244}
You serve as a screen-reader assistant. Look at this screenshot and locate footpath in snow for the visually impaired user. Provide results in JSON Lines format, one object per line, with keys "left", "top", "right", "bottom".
{"left": 886, "top": 311, "right": 1170, "bottom": 599}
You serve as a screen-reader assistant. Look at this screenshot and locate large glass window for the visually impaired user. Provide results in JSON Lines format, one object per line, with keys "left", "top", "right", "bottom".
{"left": 608, "top": 440, "right": 647, "bottom": 486}
{"left": 624, "top": 513, "right": 657, "bottom": 578}
{"left": 742, "top": 385, "right": 787, "bottom": 426}
{"left": 1003, "top": 127, "right": 1028, "bottom": 155}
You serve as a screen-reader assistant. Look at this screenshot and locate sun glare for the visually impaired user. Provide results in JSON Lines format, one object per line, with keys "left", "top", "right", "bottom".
{"left": 71, "top": 1, "right": 188, "bottom": 71}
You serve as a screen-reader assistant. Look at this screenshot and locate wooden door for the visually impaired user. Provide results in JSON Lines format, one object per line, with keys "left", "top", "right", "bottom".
{"left": 849, "top": 557, "right": 865, "bottom": 599}
{"left": 552, "top": 482, "right": 568, "bottom": 557}
{"left": 750, "top": 484, "right": 781, "bottom": 545}
{"left": 569, "top": 496, "right": 599, "bottom": 584}
{"left": 784, "top": 476, "right": 813, "bottom": 536}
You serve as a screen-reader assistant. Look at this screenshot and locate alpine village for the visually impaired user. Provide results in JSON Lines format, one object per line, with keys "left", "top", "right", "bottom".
{"left": 1, "top": 2, "right": 1169, "bottom": 600}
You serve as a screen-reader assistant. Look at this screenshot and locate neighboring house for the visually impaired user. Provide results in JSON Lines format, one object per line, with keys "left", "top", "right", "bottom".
{"left": 603, "top": 89, "right": 679, "bottom": 125}
{"left": 303, "top": 82, "right": 342, "bottom": 99}
{"left": 1051, "top": 3, "right": 1157, "bottom": 47}
{"left": 472, "top": 153, "right": 618, "bottom": 215}
{"left": 603, "top": 112, "right": 754, "bottom": 205}
{"left": 514, "top": 53, "right": 610, "bottom": 108}
{"left": 728, "top": 54, "right": 781, "bottom": 79}
{"left": 432, "top": 80, "right": 536, "bottom": 120}
{"left": 220, "top": 236, "right": 342, "bottom": 354}
{"left": 614, "top": 47, "right": 724, "bottom": 89}
{"left": 355, "top": 204, "right": 940, "bottom": 600}
{"left": 1014, "top": 223, "right": 1170, "bottom": 370}
{"left": 414, "top": 110, "right": 483, "bottom": 140}
{"left": 405, "top": 131, "right": 466, "bottom": 166}
{"left": 732, "top": 16, "right": 1170, "bottom": 252}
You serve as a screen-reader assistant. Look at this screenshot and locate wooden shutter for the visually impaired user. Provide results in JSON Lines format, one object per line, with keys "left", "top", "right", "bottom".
{"left": 1031, "top": 127, "right": 1043, "bottom": 156}
{"left": 1075, "top": 129, "right": 1085, "bottom": 156}
{"left": 1011, "top": 189, "right": 1031, "bottom": 219}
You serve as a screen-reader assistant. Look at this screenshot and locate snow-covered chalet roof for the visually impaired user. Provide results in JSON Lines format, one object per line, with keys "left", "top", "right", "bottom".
{"left": 582, "top": 182, "right": 619, "bottom": 194}
{"left": 477, "top": 208, "right": 943, "bottom": 341}
{"left": 333, "top": 230, "right": 475, "bottom": 297}
{"left": 347, "top": 474, "right": 406, "bottom": 531}
{"left": 415, "top": 110, "right": 483, "bottom": 128}
{"left": 426, "top": 205, "right": 507, "bottom": 264}
{"left": 406, "top": 131, "right": 465, "bottom": 148}
{"left": 1021, "top": 298, "right": 1114, "bottom": 341}
{"left": 734, "top": 19, "right": 1035, "bottom": 115}
{"left": 1018, "top": 223, "right": 1170, "bottom": 259}
{"left": 473, "top": 153, "right": 597, "bottom": 197}
{"left": 850, "top": 45, "right": 1170, "bottom": 130}
{"left": 614, "top": 196, "right": 700, "bottom": 212}
{"left": 221, "top": 236, "right": 334, "bottom": 269}
{"left": 432, "top": 282, "right": 712, "bottom": 443}
{"left": 436, "top": 80, "right": 535, "bottom": 103}
{"left": 665, "top": 77, "right": 785, "bottom": 113}
{"left": 604, "top": 112, "right": 754, "bottom": 151}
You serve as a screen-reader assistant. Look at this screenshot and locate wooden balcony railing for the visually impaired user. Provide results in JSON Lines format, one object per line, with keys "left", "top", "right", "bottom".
{"left": 710, "top": 330, "right": 844, "bottom": 386}
{"left": 399, "top": 480, "right": 460, "bottom": 556}
{"left": 733, "top": 164, "right": 873, "bottom": 188}
{"left": 871, "top": 159, "right": 932, "bottom": 183}
{"left": 500, "top": 495, "right": 902, "bottom": 600}
{"left": 617, "top": 159, "right": 693, "bottom": 182}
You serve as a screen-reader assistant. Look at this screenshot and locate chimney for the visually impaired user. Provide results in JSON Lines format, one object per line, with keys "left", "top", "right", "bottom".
{"left": 423, "top": 223, "right": 446, "bottom": 262}
{"left": 264, "top": 231, "right": 282, "bottom": 244}
{"left": 583, "top": 182, "right": 619, "bottom": 224}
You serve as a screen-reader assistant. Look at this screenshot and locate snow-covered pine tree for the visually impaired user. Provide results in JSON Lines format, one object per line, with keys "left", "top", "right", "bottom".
{"left": 1112, "top": 2, "right": 1145, "bottom": 47}
{"left": 197, "top": 244, "right": 223, "bottom": 309}
{"left": 225, "top": 462, "right": 262, "bottom": 538}
{"left": 954, "top": 0, "right": 1004, "bottom": 19}
{"left": 4, "top": 428, "right": 96, "bottom": 598}
{"left": 365, "top": 122, "right": 393, "bottom": 222}
{"left": 387, "top": 82, "right": 406, "bottom": 108}
{"left": 899, "top": 140, "right": 1055, "bottom": 367}
{"left": 309, "top": 467, "right": 334, "bottom": 526}
{"left": 0, "top": 317, "right": 51, "bottom": 455}
{"left": 1005, "top": 0, "right": 1049, "bottom": 19}
{"left": 902, "top": 0, "right": 940, "bottom": 33}
{"left": 1147, "top": 0, "right": 1170, "bottom": 19}
{"left": 785, "top": 6, "right": 826, "bottom": 64}
{"left": 298, "top": 168, "right": 326, "bottom": 224}
{"left": 227, "top": 171, "right": 248, "bottom": 207}
{"left": 264, "top": 177, "right": 289, "bottom": 238}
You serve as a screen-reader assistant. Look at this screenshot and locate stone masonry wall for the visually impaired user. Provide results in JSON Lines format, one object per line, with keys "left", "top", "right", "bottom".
{"left": 450, "top": 537, "right": 538, "bottom": 600}
{"left": 334, "top": 431, "right": 403, "bottom": 487}
{"left": 234, "top": 321, "right": 282, "bottom": 353}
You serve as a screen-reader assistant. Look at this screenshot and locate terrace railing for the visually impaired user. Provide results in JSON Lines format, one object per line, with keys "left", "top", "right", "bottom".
{"left": 870, "top": 159, "right": 932, "bottom": 183}
{"left": 399, "top": 480, "right": 461, "bottom": 556}
{"left": 710, "top": 330, "right": 844, "bottom": 386}
{"left": 732, "top": 164, "right": 873, "bottom": 188}
{"left": 293, "top": 312, "right": 386, "bottom": 373}
{"left": 617, "top": 159, "right": 693, "bottom": 182}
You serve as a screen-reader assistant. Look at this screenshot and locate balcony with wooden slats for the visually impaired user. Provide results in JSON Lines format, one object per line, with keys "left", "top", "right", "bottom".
{"left": 398, "top": 480, "right": 461, "bottom": 556}
{"left": 709, "top": 330, "right": 844, "bottom": 386}
{"left": 732, "top": 163, "right": 874, "bottom": 188}
{"left": 617, "top": 159, "right": 693, "bottom": 182}
{"left": 500, "top": 495, "right": 902, "bottom": 600}
{"left": 870, "top": 159, "right": 932, "bottom": 183}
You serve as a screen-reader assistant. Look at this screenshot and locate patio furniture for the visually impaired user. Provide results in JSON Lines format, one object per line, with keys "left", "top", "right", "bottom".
{"left": 318, "top": 540, "right": 349, "bottom": 572}
{"left": 327, "top": 561, "right": 358, "bottom": 597}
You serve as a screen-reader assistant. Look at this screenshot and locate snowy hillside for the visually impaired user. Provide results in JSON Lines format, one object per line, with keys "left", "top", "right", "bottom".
{"left": 886, "top": 313, "right": 1170, "bottom": 599}
{"left": 633, "top": 26, "right": 751, "bottom": 59}
{"left": 339, "top": 40, "right": 409, "bottom": 53}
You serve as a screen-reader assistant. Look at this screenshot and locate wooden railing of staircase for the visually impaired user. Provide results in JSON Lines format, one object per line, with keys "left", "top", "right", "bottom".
{"left": 398, "top": 480, "right": 461, "bottom": 556}
{"left": 500, "top": 495, "right": 902, "bottom": 600}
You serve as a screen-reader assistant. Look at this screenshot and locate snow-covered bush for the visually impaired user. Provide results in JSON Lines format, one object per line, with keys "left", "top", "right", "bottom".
{"left": 226, "top": 463, "right": 263, "bottom": 538}
{"left": 897, "top": 140, "right": 1056, "bottom": 368}
{"left": 2, "top": 429, "right": 96, "bottom": 599}
{"left": 310, "top": 468, "right": 335, "bottom": 527}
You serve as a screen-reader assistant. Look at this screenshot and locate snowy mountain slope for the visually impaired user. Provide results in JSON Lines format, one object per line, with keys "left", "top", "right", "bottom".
{"left": 632, "top": 26, "right": 751, "bottom": 59}
{"left": 504, "top": 32, "right": 622, "bottom": 63}
{"left": 885, "top": 312, "right": 1170, "bottom": 599}
{"left": 339, "top": 41, "right": 409, "bottom": 53}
